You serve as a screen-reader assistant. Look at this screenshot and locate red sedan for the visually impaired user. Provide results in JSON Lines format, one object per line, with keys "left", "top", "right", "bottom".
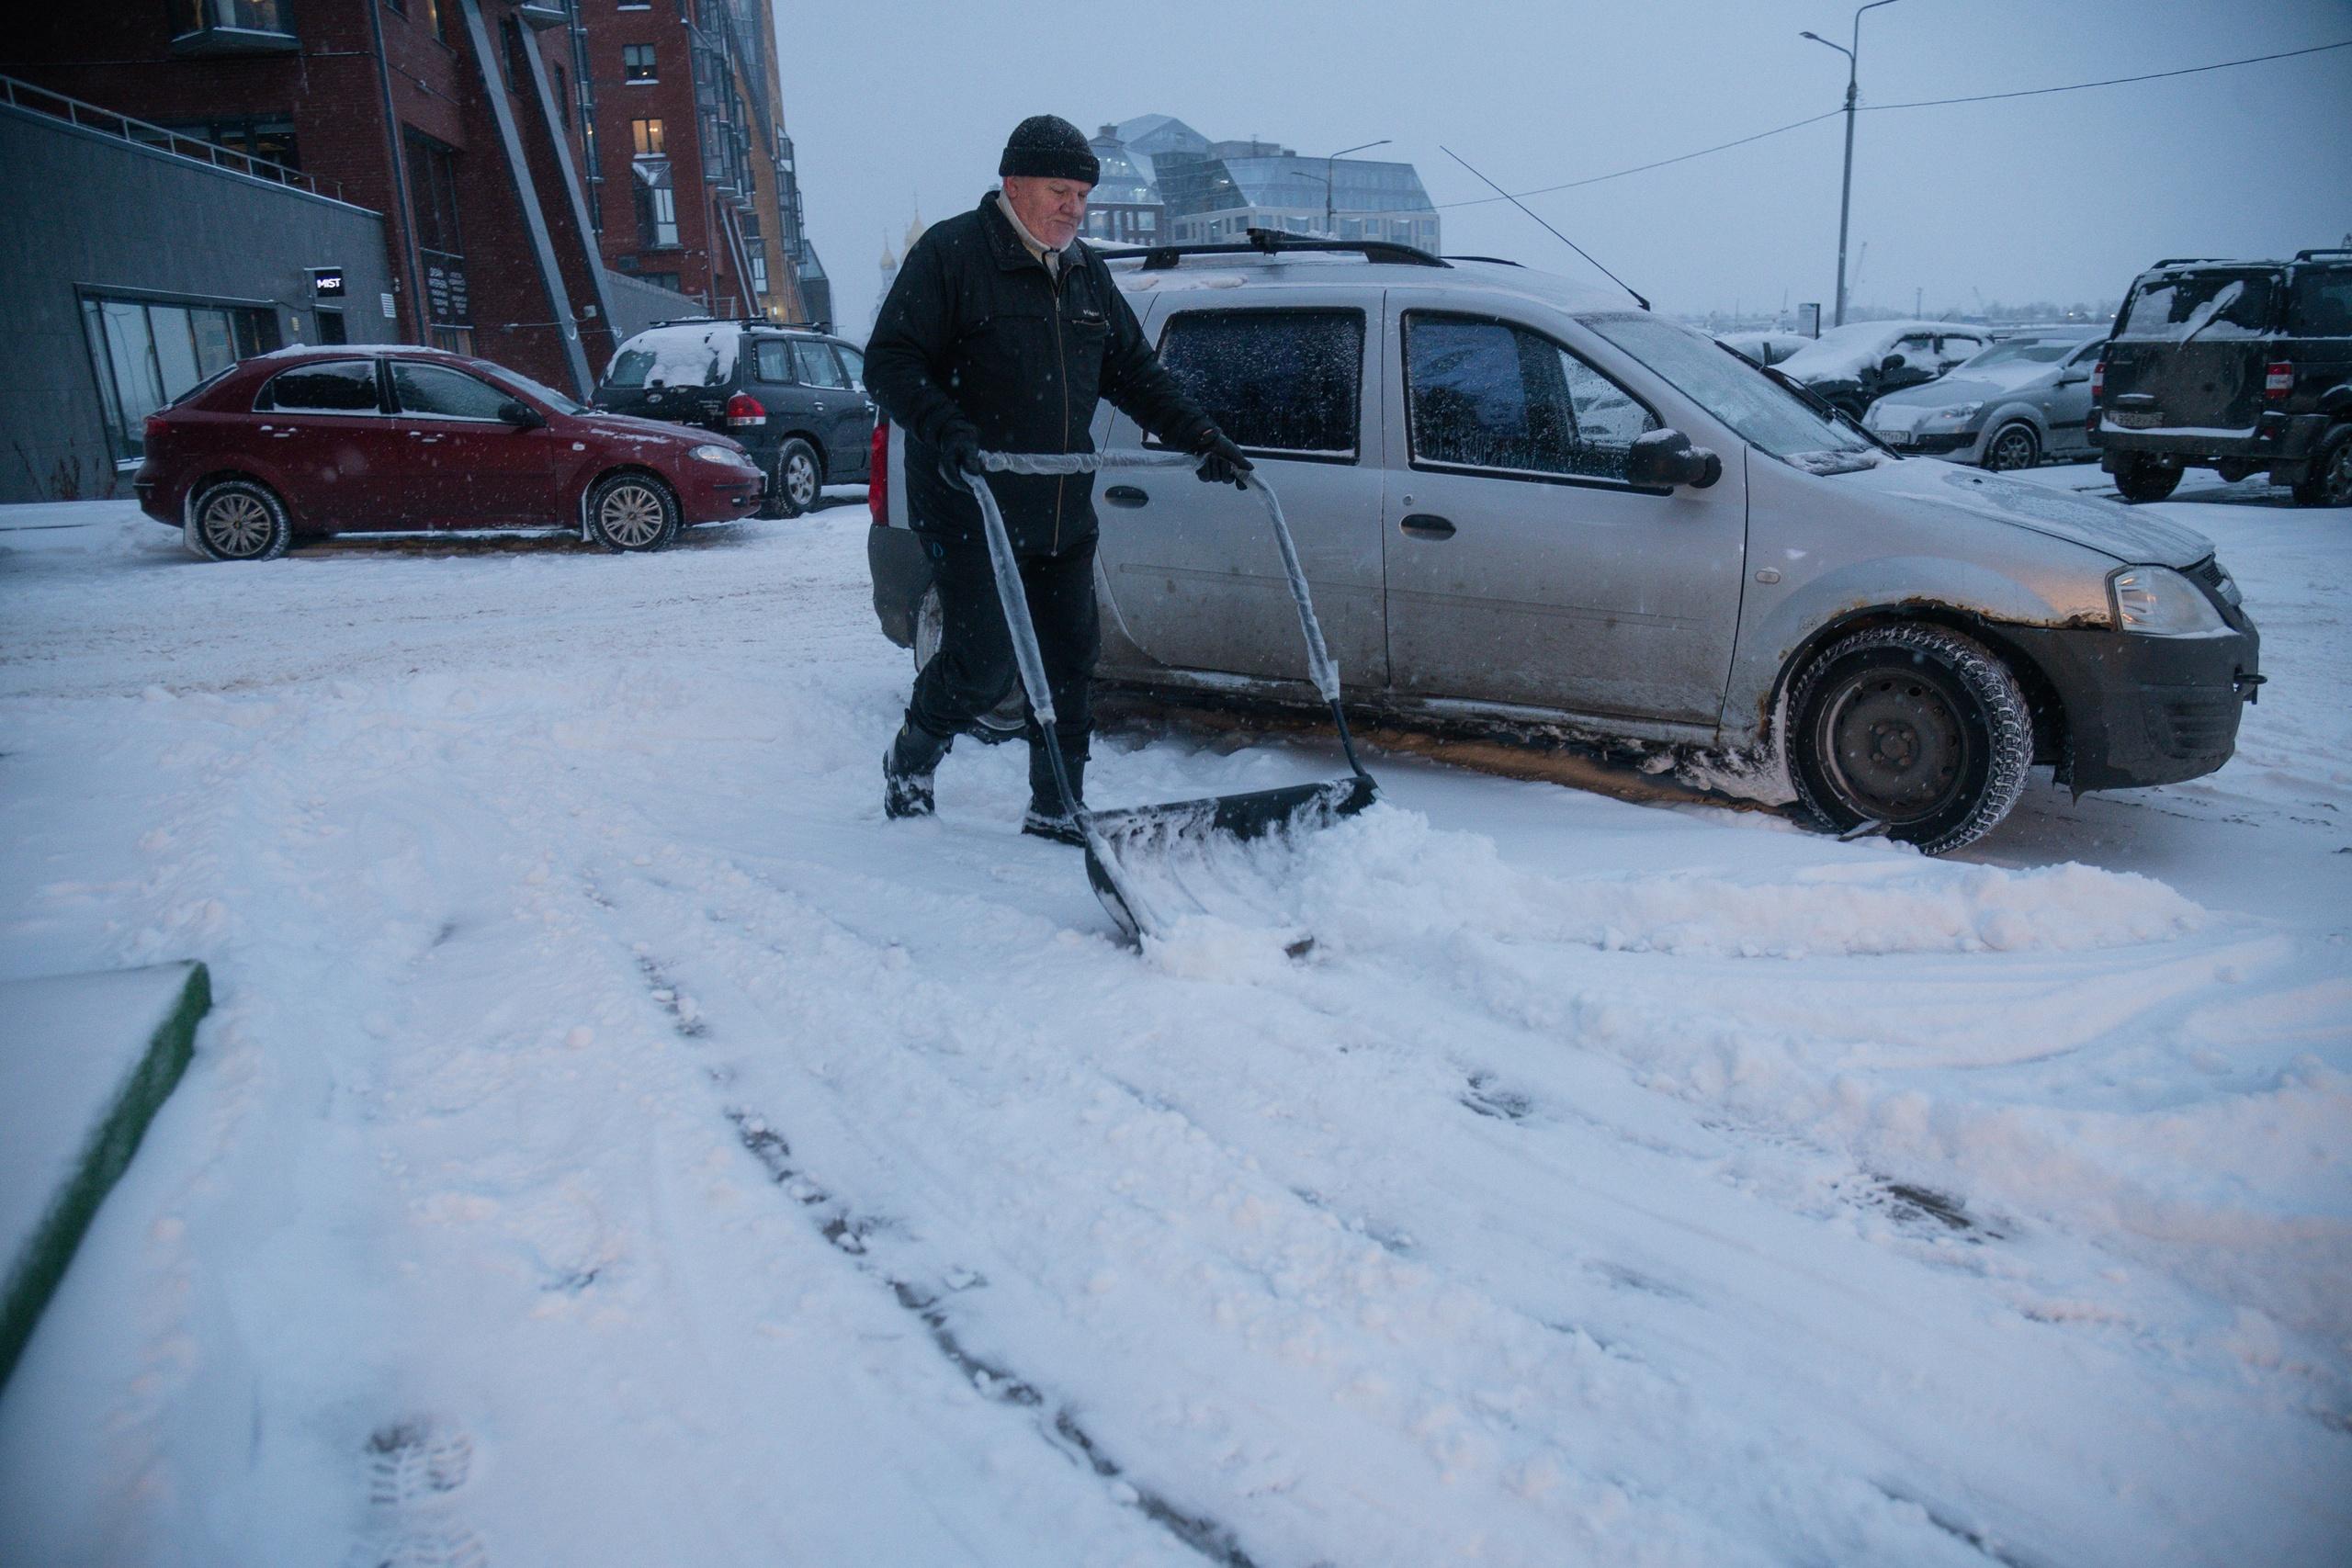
{"left": 133, "top": 345, "right": 764, "bottom": 558}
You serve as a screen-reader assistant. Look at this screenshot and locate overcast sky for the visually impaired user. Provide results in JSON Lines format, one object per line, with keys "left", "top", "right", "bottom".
{"left": 777, "top": 0, "right": 2351, "bottom": 336}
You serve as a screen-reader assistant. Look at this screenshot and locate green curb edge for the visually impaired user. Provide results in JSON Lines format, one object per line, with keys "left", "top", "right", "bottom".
{"left": 0, "top": 961, "right": 211, "bottom": 1396}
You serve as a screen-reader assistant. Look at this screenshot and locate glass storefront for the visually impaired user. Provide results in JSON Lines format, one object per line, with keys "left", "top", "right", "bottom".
{"left": 80, "top": 291, "right": 280, "bottom": 463}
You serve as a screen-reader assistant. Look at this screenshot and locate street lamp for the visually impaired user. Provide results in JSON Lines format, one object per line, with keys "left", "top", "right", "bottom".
{"left": 1321, "top": 138, "right": 1390, "bottom": 237}
{"left": 1803, "top": 0, "right": 1903, "bottom": 326}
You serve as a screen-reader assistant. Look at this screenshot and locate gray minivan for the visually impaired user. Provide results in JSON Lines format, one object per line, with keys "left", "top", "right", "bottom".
{"left": 594, "top": 320, "right": 873, "bottom": 517}
{"left": 868, "top": 238, "right": 2262, "bottom": 853}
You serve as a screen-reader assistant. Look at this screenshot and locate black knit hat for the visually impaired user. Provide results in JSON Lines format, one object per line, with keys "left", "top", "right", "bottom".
{"left": 999, "top": 115, "right": 1100, "bottom": 185}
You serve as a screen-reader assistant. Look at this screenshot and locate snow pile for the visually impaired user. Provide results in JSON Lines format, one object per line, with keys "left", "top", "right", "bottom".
{"left": 1776, "top": 319, "right": 1951, "bottom": 382}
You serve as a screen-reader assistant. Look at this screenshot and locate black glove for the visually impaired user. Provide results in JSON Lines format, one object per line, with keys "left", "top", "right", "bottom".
{"left": 1192, "top": 429, "right": 1253, "bottom": 489}
{"left": 936, "top": 424, "right": 983, "bottom": 486}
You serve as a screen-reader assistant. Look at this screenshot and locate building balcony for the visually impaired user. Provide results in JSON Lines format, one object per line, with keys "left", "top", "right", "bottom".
{"left": 168, "top": 0, "right": 300, "bottom": 57}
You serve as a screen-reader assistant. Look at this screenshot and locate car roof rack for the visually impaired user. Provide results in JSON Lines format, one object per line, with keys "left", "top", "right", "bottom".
{"left": 1127, "top": 227, "right": 1449, "bottom": 271}
{"left": 1442, "top": 254, "right": 1524, "bottom": 267}
{"left": 2293, "top": 248, "right": 2352, "bottom": 261}
{"left": 2148, "top": 257, "right": 2226, "bottom": 267}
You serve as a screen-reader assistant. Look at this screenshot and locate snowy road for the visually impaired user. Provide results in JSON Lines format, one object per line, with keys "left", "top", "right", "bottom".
{"left": 3, "top": 469, "right": 2347, "bottom": 1565}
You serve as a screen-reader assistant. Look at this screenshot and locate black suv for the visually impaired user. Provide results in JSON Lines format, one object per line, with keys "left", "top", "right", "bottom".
{"left": 2093, "top": 249, "right": 2352, "bottom": 505}
{"left": 591, "top": 320, "right": 874, "bottom": 517}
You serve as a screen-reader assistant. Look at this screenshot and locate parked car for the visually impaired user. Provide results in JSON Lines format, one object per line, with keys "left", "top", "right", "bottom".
{"left": 1861, "top": 331, "right": 2103, "bottom": 469}
{"left": 1717, "top": 331, "right": 1810, "bottom": 367}
{"left": 1775, "top": 319, "right": 1995, "bottom": 421}
{"left": 2092, "top": 249, "right": 2352, "bottom": 504}
{"left": 866, "top": 236, "right": 2261, "bottom": 854}
{"left": 591, "top": 320, "right": 875, "bottom": 517}
{"left": 133, "top": 345, "right": 763, "bottom": 558}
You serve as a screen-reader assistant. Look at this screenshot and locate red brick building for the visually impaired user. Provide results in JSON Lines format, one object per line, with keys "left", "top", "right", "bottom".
{"left": 3, "top": 0, "right": 816, "bottom": 394}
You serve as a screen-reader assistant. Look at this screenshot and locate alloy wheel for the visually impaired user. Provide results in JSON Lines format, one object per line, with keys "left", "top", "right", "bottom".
{"left": 786, "top": 450, "right": 819, "bottom": 510}
{"left": 1986, "top": 425, "right": 2037, "bottom": 471}
{"left": 204, "top": 492, "right": 275, "bottom": 556}
{"left": 597, "top": 483, "right": 666, "bottom": 548}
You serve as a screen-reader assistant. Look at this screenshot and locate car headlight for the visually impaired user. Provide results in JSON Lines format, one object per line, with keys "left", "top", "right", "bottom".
{"left": 1927, "top": 401, "right": 1983, "bottom": 423}
{"left": 688, "top": 444, "right": 749, "bottom": 467}
{"left": 2108, "top": 565, "right": 2228, "bottom": 636}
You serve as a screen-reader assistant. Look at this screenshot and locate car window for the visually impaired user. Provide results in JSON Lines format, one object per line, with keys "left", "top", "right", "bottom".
{"left": 2288, "top": 269, "right": 2352, "bottom": 336}
{"left": 791, "top": 340, "right": 849, "bottom": 389}
{"left": 2115, "top": 271, "right": 2278, "bottom": 341}
{"left": 1934, "top": 335, "right": 1986, "bottom": 367}
{"left": 1154, "top": 309, "right": 1363, "bottom": 458}
{"left": 836, "top": 346, "right": 865, "bottom": 389}
{"left": 1892, "top": 334, "right": 1934, "bottom": 364}
{"left": 2064, "top": 340, "right": 2104, "bottom": 367}
{"left": 259, "top": 358, "right": 380, "bottom": 413}
{"left": 753, "top": 341, "right": 792, "bottom": 383}
{"left": 469, "top": 359, "right": 582, "bottom": 415}
{"left": 1404, "top": 313, "right": 1657, "bottom": 483}
{"left": 390, "top": 361, "right": 514, "bottom": 421}
{"left": 1584, "top": 313, "right": 1879, "bottom": 473}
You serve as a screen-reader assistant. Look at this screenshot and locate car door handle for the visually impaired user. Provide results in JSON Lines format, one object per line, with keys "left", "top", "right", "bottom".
{"left": 1399, "top": 513, "right": 1455, "bottom": 538}
{"left": 407, "top": 431, "right": 444, "bottom": 443}
{"left": 1102, "top": 485, "right": 1149, "bottom": 508}
{"left": 259, "top": 424, "right": 299, "bottom": 438}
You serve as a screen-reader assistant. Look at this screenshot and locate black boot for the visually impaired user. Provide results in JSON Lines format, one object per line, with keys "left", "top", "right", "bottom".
{"left": 883, "top": 721, "right": 951, "bottom": 819}
{"left": 1022, "top": 742, "right": 1087, "bottom": 846}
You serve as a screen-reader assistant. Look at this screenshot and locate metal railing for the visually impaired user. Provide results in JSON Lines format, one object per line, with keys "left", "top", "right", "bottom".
{"left": 0, "top": 73, "right": 345, "bottom": 204}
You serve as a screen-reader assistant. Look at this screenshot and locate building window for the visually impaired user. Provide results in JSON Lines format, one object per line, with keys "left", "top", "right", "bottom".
{"left": 501, "top": 17, "right": 531, "bottom": 92}
{"left": 402, "top": 128, "right": 463, "bottom": 256}
{"left": 552, "top": 65, "right": 568, "bottom": 127}
{"left": 622, "top": 44, "right": 656, "bottom": 83}
{"left": 638, "top": 272, "right": 681, "bottom": 292}
{"left": 634, "top": 183, "right": 678, "bottom": 248}
{"left": 631, "top": 118, "right": 664, "bottom": 156}
{"left": 80, "top": 291, "right": 278, "bottom": 462}
{"left": 152, "top": 114, "right": 300, "bottom": 176}
{"left": 418, "top": 0, "right": 446, "bottom": 42}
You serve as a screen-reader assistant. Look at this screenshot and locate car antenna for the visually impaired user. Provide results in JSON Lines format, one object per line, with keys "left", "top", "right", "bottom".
{"left": 1442, "top": 145, "right": 1648, "bottom": 310}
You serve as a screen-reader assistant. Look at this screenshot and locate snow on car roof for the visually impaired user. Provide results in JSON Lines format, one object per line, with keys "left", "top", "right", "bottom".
{"left": 1776, "top": 319, "right": 1981, "bottom": 380}
{"left": 1108, "top": 251, "right": 1628, "bottom": 313}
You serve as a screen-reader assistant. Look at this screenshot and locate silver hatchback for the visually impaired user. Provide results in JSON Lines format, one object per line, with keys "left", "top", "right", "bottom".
{"left": 868, "top": 243, "right": 2260, "bottom": 853}
{"left": 1862, "top": 333, "right": 2104, "bottom": 470}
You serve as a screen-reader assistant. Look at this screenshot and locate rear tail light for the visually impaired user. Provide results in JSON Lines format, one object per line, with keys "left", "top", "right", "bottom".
{"left": 2089, "top": 359, "right": 2105, "bottom": 400}
{"left": 2264, "top": 361, "right": 2293, "bottom": 400}
{"left": 726, "top": 392, "right": 767, "bottom": 427}
{"left": 141, "top": 415, "right": 167, "bottom": 443}
{"left": 868, "top": 421, "right": 889, "bottom": 526}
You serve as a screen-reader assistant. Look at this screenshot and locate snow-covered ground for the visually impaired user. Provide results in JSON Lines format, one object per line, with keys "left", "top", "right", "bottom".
{"left": 2, "top": 467, "right": 2346, "bottom": 1566}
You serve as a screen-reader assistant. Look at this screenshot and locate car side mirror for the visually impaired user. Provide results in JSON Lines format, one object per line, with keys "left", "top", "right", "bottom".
{"left": 497, "top": 400, "right": 545, "bottom": 430}
{"left": 1880, "top": 353, "right": 1907, "bottom": 372}
{"left": 1626, "top": 428, "right": 1723, "bottom": 491}
{"left": 2057, "top": 370, "right": 2088, "bottom": 385}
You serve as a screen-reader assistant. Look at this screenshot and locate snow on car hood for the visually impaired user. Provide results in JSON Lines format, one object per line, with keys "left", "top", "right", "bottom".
{"left": 1843, "top": 458, "right": 2214, "bottom": 567}
{"left": 1873, "top": 365, "right": 2052, "bottom": 406}
{"left": 571, "top": 410, "right": 707, "bottom": 446}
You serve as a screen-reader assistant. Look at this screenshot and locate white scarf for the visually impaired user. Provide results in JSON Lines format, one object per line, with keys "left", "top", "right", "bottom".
{"left": 995, "top": 189, "right": 1069, "bottom": 281}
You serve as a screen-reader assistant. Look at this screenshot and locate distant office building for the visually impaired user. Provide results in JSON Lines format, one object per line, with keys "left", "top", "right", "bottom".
{"left": 1083, "top": 128, "right": 1161, "bottom": 246}
{"left": 1093, "top": 116, "right": 1437, "bottom": 253}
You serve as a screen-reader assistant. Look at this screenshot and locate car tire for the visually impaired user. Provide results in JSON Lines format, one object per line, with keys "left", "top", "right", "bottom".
{"left": 763, "top": 437, "right": 821, "bottom": 520}
{"left": 585, "top": 471, "right": 681, "bottom": 552}
{"left": 186, "top": 478, "right": 291, "bottom": 562}
{"left": 1984, "top": 421, "right": 2040, "bottom": 472}
{"left": 2290, "top": 423, "right": 2352, "bottom": 508}
{"left": 1786, "top": 624, "right": 2032, "bottom": 855}
{"left": 2112, "top": 455, "right": 2181, "bottom": 503}
{"left": 912, "top": 583, "right": 1028, "bottom": 743}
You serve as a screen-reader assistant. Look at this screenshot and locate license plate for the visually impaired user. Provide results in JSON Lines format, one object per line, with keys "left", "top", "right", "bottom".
{"left": 2109, "top": 410, "right": 2163, "bottom": 429}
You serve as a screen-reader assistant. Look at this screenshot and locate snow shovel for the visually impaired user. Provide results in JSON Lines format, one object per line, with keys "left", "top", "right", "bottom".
{"left": 954, "top": 448, "right": 1378, "bottom": 945}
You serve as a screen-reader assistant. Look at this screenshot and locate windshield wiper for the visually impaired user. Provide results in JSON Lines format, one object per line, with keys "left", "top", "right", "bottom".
{"left": 1755, "top": 359, "right": 1900, "bottom": 457}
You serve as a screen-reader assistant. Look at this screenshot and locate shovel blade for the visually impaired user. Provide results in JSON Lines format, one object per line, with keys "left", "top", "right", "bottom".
{"left": 1080, "top": 774, "right": 1376, "bottom": 944}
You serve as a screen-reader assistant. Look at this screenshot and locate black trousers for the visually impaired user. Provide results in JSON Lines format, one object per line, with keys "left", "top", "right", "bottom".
{"left": 906, "top": 531, "right": 1098, "bottom": 764}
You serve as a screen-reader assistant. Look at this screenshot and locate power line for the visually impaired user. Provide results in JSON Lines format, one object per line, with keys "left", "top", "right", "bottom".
{"left": 1409, "top": 37, "right": 2351, "bottom": 221}
{"left": 1861, "top": 37, "right": 2351, "bottom": 110}
{"left": 1434, "top": 110, "right": 1844, "bottom": 211}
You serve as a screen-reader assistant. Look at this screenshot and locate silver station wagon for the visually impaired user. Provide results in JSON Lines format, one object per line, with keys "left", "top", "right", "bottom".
{"left": 868, "top": 233, "right": 2263, "bottom": 853}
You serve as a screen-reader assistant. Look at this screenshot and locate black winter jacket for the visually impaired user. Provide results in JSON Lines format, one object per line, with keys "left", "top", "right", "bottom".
{"left": 865, "top": 192, "right": 1215, "bottom": 555}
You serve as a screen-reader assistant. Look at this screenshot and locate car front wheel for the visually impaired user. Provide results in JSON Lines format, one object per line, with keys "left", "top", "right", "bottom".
{"left": 2112, "top": 455, "right": 2181, "bottom": 503}
{"left": 1786, "top": 624, "right": 2032, "bottom": 855}
{"left": 763, "top": 437, "right": 821, "bottom": 519}
{"left": 186, "top": 478, "right": 291, "bottom": 561}
{"left": 1984, "top": 421, "right": 2040, "bottom": 471}
{"left": 586, "top": 472, "right": 681, "bottom": 552}
{"left": 2290, "top": 423, "right": 2352, "bottom": 508}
